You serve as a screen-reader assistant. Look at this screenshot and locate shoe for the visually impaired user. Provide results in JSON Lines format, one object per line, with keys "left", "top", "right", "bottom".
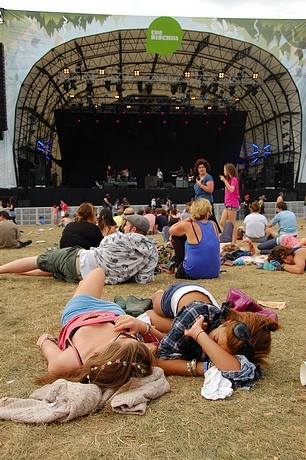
{"left": 21, "top": 240, "right": 32, "bottom": 247}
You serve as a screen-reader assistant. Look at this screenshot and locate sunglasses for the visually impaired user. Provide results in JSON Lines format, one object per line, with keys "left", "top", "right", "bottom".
{"left": 233, "top": 322, "right": 255, "bottom": 362}
{"left": 113, "top": 332, "right": 142, "bottom": 342}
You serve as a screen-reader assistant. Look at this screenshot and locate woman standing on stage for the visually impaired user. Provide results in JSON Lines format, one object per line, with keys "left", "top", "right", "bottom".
{"left": 193, "top": 158, "right": 220, "bottom": 232}
{"left": 219, "top": 163, "right": 240, "bottom": 243}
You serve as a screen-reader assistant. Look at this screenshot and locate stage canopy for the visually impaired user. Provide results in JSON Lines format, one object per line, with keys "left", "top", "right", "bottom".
{"left": 0, "top": 10, "right": 305, "bottom": 189}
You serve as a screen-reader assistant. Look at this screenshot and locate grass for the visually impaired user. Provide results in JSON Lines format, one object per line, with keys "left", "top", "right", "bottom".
{"left": 0, "top": 223, "right": 305, "bottom": 460}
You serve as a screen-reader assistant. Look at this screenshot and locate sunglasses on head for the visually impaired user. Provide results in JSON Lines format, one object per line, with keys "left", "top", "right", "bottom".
{"left": 113, "top": 332, "right": 142, "bottom": 342}
{"left": 233, "top": 322, "right": 255, "bottom": 362}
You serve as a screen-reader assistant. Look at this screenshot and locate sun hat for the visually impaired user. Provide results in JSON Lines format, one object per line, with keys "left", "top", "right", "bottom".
{"left": 123, "top": 207, "right": 135, "bottom": 215}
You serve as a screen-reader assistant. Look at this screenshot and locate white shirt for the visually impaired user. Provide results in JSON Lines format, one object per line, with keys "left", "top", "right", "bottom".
{"left": 244, "top": 213, "right": 267, "bottom": 238}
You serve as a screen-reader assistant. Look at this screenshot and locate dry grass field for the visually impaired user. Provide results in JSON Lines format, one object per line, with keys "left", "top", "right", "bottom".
{"left": 0, "top": 222, "right": 305, "bottom": 460}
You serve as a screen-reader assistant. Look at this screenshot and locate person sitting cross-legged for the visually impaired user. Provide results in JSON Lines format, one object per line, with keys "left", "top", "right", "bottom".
{"left": 0, "top": 210, "right": 32, "bottom": 249}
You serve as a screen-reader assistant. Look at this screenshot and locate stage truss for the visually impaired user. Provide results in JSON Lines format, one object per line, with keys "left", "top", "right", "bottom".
{"left": 14, "top": 29, "right": 301, "bottom": 188}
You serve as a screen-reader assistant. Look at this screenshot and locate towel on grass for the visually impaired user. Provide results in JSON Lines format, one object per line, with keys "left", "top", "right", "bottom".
{"left": 201, "top": 366, "right": 233, "bottom": 400}
{"left": 0, "top": 367, "right": 170, "bottom": 424}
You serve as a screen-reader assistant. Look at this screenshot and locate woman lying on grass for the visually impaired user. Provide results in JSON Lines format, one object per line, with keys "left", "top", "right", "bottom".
{"left": 36, "top": 268, "right": 155, "bottom": 391}
{"left": 114, "top": 283, "right": 280, "bottom": 388}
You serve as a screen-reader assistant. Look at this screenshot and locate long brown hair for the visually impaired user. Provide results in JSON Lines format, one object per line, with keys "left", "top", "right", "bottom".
{"left": 36, "top": 341, "right": 154, "bottom": 392}
{"left": 223, "top": 310, "right": 280, "bottom": 366}
{"left": 224, "top": 163, "right": 238, "bottom": 180}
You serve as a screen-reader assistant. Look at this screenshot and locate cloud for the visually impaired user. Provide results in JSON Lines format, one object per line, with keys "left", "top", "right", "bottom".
{"left": 2, "top": 0, "right": 306, "bottom": 19}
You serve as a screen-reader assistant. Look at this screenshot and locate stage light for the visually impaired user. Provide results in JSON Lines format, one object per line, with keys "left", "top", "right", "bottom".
{"left": 184, "top": 71, "right": 191, "bottom": 78}
{"left": 200, "top": 83, "right": 208, "bottom": 97}
{"left": 63, "top": 80, "right": 70, "bottom": 92}
{"left": 181, "top": 82, "right": 187, "bottom": 93}
{"left": 134, "top": 69, "right": 140, "bottom": 77}
{"left": 229, "top": 84, "right": 235, "bottom": 96}
{"left": 211, "top": 82, "right": 218, "bottom": 94}
{"left": 218, "top": 72, "right": 225, "bottom": 79}
{"left": 251, "top": 85, "right": 259, "bottom": 96}
{"left": 116, "top": 83, "right": 123, "bottom": 94}
{"left": 171, "top": 83, "right": 178, "bottom": 95}
{"left": 105, "top": 80, "right": 111, "bottom": 91}
{"left": 137, "top": 81, "right": 143, "bottom": 93}
{"left": 98, "top": 68, "right": 105, "bottom": 75}
{"left": 86, "top": 80, "right": 93, "bottom": 94}
{"left": 145, "top": 82, "right": 153, "bottom": 94}
{"left": 70, "top": 80, "right": 77, "bottom": 90}
{"left": 282, "top": 132, "right": 289, "bottom": 138}
{"left": 252, "top": 72, "right": 259, "bottom": 80}
{"left": 63, "top": 67, "right": 70, "bottom": 75}
{"left": 75, "top": 62, "right": 82, "bottom": 74}
{"left": 282, "top": 120, "right": 290, "bottom": 126}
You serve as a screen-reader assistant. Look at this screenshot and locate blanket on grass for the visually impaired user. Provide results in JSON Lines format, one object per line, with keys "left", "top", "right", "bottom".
{"left": 0, "top": 367, "right": 170, "bottom": 424}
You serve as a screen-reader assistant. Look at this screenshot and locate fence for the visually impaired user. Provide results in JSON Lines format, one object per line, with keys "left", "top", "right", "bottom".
{"left": 15, "top": 202, "right": 306, "bottom": 226}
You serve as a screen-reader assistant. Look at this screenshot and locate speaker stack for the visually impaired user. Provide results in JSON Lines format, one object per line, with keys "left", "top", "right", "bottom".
{"left": 0, "top": 43, "right": 7, "bottom": 140}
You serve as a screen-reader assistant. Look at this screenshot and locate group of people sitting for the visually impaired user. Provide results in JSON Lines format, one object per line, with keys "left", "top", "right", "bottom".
{"left": 0, "top": 195, "right": 304, "bottom": 405}
{"left": 237, "top": 199, "right": 306, "bottom": 274}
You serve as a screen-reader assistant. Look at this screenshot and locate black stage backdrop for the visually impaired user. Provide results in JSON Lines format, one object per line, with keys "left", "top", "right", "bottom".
{"left": 55, "top": 109, "right": 247, "bottom": 188}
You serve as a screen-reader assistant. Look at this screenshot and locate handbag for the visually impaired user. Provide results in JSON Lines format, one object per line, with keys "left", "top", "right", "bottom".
{"left": 225, "top": 287, "right": 278, "bottom": 322}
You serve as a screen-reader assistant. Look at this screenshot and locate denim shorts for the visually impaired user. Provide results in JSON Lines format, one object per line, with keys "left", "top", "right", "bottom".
{"left": 61, "top": 295, "right": 126, "bottom": 326}
{"left": 37, "top": 246, "right": 83, "bottom": 283}
{"left": 225, "top": 205, "right": 240, "bottom": 211}
{"left": 160, "top": 283, "right": 219, "bottom": 318}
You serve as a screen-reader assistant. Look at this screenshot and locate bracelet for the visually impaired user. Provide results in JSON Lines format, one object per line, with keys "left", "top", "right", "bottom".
{"left": 141, "top": 323, "right": 151, "bottom": 335}
{"left": 190, "top": 358, "right": 198, "bottom": 377}
{"left": 186, "top": 361, "right": 192, "bottom": 374}
{"left": 38, "top": 334, "right": 57, "bottom": 348}
{"left": 195, "top": 330, "right": 205, "bottom": 341}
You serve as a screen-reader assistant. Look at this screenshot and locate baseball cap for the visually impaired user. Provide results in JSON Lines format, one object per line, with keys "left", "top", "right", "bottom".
{"left": 124, "top": 214, "right": 149, "bottom": 233}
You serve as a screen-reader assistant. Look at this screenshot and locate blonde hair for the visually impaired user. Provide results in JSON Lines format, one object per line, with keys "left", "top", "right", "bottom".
{"left": 36, "top": 341, "right": 154, "bottom": 392}
{"left": 190, "top": 198, "right": 212, "bottom": 220}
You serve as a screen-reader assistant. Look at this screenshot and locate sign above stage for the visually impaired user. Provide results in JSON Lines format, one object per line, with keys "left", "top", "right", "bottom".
{"left": 146, "top": 17, "right": 183, "bottom": 55}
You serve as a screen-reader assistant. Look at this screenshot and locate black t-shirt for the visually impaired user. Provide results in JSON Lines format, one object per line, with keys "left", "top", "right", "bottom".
{"left": 59, "top": 221, "right": 102, "bottom": 249}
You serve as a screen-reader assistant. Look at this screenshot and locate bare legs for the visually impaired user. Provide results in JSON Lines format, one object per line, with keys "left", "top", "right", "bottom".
{"left": 219, "top": 209, "right": 238, "bottom": 244}
{"left": 147, "top": 288, "right": 214, "bottom": 333}
{"left": 147, "top": 289, "right": 173, "bottom": 332}
{"left": 0, "top": 256, "right": 48, "bottom": 275}
{"left": 73, "top": 267, "right": 105, "bottom": 299}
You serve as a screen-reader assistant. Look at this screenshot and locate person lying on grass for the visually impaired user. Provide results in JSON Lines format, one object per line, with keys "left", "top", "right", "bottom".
{"left": 267, "top": 245, "right": 306, "bottom": 274}
{"left": 115, "top": 283, "right": 280, "bottom": 388}
{"left": 36, "top": 268, "right": 155, "bottom": 391}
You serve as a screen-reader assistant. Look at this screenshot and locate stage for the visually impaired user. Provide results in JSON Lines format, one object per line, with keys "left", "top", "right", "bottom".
{"left": 0, "top": 185, "right": 301, "bottom": 208}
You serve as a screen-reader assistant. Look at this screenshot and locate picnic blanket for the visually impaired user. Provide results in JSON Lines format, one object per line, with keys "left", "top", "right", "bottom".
{"left": 0, "top": 367, "right": 170, "bottom": 424}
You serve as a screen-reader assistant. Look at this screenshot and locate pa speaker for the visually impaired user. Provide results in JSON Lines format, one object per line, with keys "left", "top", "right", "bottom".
{"left": 264, "top": 166, "right": 275, "bottom": 187}
{"left": 0, "top": 43, "right": 7, "bottom": 133}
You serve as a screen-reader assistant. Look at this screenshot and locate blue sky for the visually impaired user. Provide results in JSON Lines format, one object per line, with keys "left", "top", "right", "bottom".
{"left": 1, "top": 0, "right": 306, "bottom": 19}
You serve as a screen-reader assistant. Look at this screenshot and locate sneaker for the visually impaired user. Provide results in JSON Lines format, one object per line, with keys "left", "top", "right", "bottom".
{"left": 21, "top": 240, "right": 32, "bottom": 247}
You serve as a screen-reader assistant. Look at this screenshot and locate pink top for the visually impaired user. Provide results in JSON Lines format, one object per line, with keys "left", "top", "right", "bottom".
{"left": 224, "top": 177, "right": 240, "bottom": 208}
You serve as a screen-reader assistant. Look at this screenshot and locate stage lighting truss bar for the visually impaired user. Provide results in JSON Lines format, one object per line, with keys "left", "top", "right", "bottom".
{"left": 57, "top": 71, "right": 263, "bottom": 88}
